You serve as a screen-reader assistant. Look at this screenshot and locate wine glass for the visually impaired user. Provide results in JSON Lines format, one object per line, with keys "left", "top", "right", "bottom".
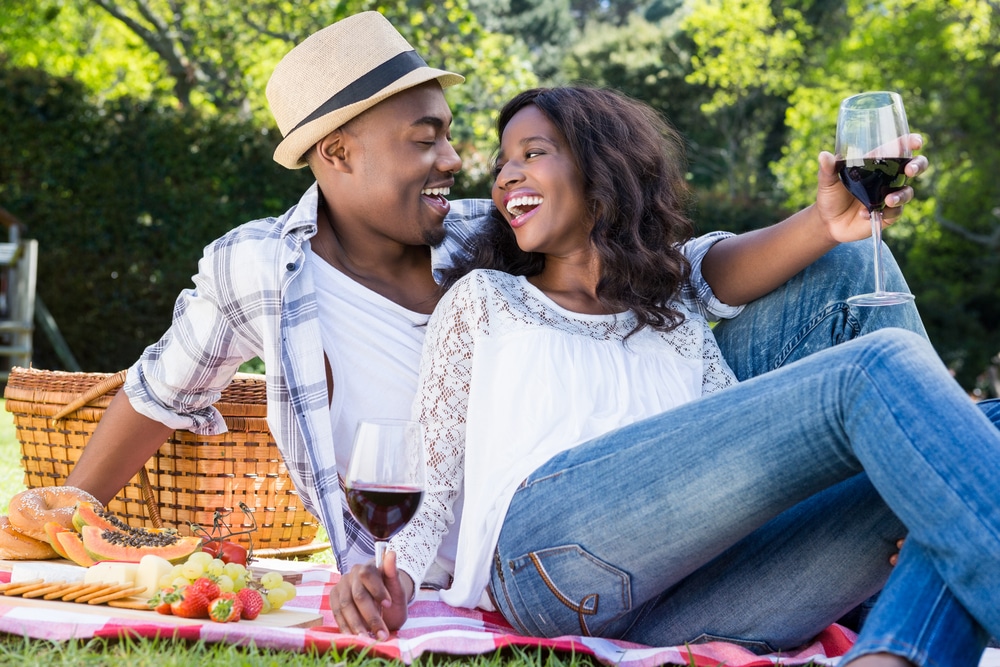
{"left": 344, "top": 418, "right": 426, "bottom": 568}
{"left": 835, "top": 91, "right": 915, "bottom": 306}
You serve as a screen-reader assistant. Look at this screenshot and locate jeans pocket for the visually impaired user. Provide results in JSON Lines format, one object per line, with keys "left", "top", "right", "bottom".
{"left": 503, "top": 544, "right": 631, "bottom": 638}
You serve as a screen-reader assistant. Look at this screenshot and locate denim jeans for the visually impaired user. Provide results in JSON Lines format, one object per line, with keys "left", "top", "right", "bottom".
{"left": 487, "top": 241, "right": 1000, "bottom": 664}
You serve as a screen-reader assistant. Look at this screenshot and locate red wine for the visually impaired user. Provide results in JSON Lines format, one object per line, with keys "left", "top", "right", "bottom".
{"left": 346, "top": 484, "right": 424, "bottom": 540}
{"left": 836, "top": 157, "right": 912, "bottom": 212}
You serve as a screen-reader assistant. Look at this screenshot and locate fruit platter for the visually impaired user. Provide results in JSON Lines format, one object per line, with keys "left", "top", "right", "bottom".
{"left": 0, "top": 497, "right": 322, "bottom": 628}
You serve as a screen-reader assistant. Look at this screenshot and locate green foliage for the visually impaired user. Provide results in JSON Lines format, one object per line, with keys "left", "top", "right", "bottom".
{"left": 475, "top": 0, "right": 576, "bottom": 82}
{"left": 568, "top": 0, "right": 648, "bottom": 27}
{"left": 0, "top": 62, "right": 312, "bottom": 371}
{"left": 679, "top": 1, "right": 808, "bottom": 200}
{"left": 773, "top": 0, "right": 1000, "bottom": 390}
{"left": 0, "top": 2, "right": 536, "bottom": 373}
{"left": 0, "top": 0, "right": 535, "bottom": 190}
{"left": 683, "top": 0, "right": 809, "bottom": 114}
{"left": 563, "top": 16, "right": 717, "bottom": 185}
{"left": 0, "top": 0, "right": 171, "bottom": 104}
{"left": 0, "top": 400, "right": 25, "bottom": 513}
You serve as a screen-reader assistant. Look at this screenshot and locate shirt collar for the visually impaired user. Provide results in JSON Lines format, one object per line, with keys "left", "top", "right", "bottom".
{"left": 278, "top": 181, "right": 322, "bottom": 240}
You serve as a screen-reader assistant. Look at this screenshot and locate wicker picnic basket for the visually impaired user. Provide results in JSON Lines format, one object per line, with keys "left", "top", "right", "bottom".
{"left": 3, "top": 367, "right": 323, "bottom": 555}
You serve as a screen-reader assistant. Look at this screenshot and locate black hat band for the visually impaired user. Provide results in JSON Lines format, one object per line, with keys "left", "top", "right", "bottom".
{"left": 288, "top": 50, "right": 429, "bottom": 135}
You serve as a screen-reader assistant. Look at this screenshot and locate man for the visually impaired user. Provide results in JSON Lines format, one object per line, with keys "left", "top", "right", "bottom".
{"left": 23, "top": 12, "right": 927, "bottom": 577}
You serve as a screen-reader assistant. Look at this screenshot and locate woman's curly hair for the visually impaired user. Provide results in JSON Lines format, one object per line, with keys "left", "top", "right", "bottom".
{"left": 441, "top": 86, "right": 696, "bottom": 333}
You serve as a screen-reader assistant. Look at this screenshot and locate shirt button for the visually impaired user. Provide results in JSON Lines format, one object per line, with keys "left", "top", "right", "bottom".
{"left": 286, "top": 262, "right": 296, "bottom": 271}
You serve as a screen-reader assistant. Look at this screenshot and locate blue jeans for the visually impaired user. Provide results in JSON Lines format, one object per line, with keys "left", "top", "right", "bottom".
{"left": 487, "top": 241, "right": 1000, "bottom": 664}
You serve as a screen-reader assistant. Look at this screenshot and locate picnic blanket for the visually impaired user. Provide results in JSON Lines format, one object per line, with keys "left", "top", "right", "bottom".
{"left": 1, "top": 562, "right": 997, "bottom": 666}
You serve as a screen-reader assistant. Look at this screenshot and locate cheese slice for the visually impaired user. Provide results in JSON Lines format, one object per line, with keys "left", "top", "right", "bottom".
{"left": 84, "top": 561, "right": 139, "bottom": 587}
{"left": 133, "top": 554, "right": 173, "bottom": 599}
{"left": 10, "top": 561, "right": 87, "bottom": 584}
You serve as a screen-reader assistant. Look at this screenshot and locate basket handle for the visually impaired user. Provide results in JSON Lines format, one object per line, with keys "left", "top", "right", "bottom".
{"left": 49, "top": 369, "right": 163, "bottom": 529}
{"left": 51, "top": 370, "right": 128, "bottom": 420}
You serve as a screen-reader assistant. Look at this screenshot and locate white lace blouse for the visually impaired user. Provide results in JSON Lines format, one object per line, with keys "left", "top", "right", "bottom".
{"left": 391, "top": 269, "right": 738, "bottom": 609}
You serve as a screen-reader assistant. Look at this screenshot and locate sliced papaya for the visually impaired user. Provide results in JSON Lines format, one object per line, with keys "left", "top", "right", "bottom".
{"left": 80, "top": 525, "right": 201, "bottom": 564}
{"left": 71, "top": 501, "right": 120, "bottom": 533}
{"left": 56, "top": 531, "right": 97, "bottom": 567}
{"left": 44, "top": 522, "right": 72, "bottom": 560}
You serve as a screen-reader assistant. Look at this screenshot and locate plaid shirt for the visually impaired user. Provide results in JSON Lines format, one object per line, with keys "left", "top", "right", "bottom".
{"left": 124, "top": 183, "right": 738, "bottom": 571}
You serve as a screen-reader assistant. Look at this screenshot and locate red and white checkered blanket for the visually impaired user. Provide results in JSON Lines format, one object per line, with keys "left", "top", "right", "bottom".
{"left": 1, "top": 564, "right": 997, "bottom": 666}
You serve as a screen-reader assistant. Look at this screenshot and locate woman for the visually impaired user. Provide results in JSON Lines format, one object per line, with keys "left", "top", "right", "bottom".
{"left": 333, "top": 86, "right": 1000, "bottom": 665}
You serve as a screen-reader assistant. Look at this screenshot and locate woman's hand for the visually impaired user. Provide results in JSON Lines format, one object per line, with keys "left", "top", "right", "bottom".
{"left": 701, "top": 134, "right": 928, "bottom": 305}
{"left": 329, "top": 550, "right": 413, "bottom": 640}
{"left": 816, "top": 133, "right": 928, "bottom": 244}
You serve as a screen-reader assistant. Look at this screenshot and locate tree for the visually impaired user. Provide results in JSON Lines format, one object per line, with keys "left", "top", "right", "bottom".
{"left": 679, "top": 0, "right": 812, "bottom": 200}
{"left": 563, "top": 10, "right": 794, "bottom": 239}
{"left": 0, "top": 0, "right": 170, "bottom": 104}
{"left": 568, "top": 0, "right": 648, "bottom": 27}
{"left": 0, "top": 0, "right": 538, "bottom": 192}
{"left": 472, "top": 0, "right": 576, "bottom": 82}
{"left": 562, "top": 14, "right": 713, "bottom": 174}
{"left": 0, "top": 1, "right": 539, "bottom": 371}
{"left": 770, "top": 0, "right": 1000, "bottom": 392}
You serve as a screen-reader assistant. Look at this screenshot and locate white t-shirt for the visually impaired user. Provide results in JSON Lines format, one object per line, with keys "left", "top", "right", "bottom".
{"left": 308, "top": 246, "right": 429, "bottom": 475}
{"left": 391, "top": 270, "right": 738, "bottom": 609}
{"left": 309, "top": 246, "right": 462, "bottom": 582}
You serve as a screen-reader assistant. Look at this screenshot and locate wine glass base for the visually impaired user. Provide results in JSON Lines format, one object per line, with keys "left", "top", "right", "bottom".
{"left": 847, "top": 291, "right": 916, "bottom": 307}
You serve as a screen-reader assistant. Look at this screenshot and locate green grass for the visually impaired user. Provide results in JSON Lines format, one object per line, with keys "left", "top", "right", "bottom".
{"left": 0, "top": 399, "right": 606, "bottom": 667}
{"left": 0, "top": 401, "right": 24, "bottom": 515}
{"left": 0, "top": 633, "right": 600, "bottom": 667}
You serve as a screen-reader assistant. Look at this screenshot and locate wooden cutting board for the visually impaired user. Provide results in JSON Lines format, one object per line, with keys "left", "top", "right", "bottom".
{"left": 0, "top": 593, "right": 324, "bottom": 628}
{"left": 0, "top": 558, "right": 324, "bottom": 628}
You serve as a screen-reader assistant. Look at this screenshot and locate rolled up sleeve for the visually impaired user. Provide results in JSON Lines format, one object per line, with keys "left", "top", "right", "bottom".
{"left": 123, "top": 239, "right": 259, "bottom": 435}
{"left": 681, "top": 231, "right": 744, "bottom": 321}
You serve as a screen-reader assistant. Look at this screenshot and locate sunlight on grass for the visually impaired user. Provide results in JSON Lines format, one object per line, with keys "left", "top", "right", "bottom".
{"left": 0, "top": 399, "right": 26, "bottom": 514}
{"left": 0, "top": 624, "right": 609, "bottom": 666}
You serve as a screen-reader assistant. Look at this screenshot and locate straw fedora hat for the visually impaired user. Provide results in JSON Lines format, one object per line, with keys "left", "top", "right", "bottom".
{"left": 267, "top": 11, "right": 464, "bottom": 169}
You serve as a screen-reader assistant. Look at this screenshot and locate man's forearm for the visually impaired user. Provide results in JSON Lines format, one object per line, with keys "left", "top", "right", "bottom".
{"left": 65, "top": 391, "right": 174, "bottom": 505}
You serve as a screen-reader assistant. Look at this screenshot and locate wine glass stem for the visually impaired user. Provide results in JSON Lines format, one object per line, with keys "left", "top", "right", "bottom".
{"left": 869, "top": 209, "right": 886, "bottom": 295}
{"left": 374, "top": 540, "right": 388, "bottom": 569}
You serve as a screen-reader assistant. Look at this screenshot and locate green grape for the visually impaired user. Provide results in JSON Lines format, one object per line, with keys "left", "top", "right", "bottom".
{"left": 222, "top": 562, "right": 247, "bottom": 580}
{"left": 171, "top": 576, "right": 190, "bottom": 589}
{"left": 259, "top": 571, "right": 284, "bottom": 589}
{"left": 277, "top": 581, "right": 297, "bottom": 601}
{"left": 181, "top": 560, "right": 205, "bottom": 580}
{"left": 216, "top": 574, "right": 235, "bottom": 593}
{"left": 266, "top": 587, "right": 289, "bottom": 609}
{"left": 206, "top": 559, "right": 225, "bottom": 577}
{"left": 186, "top": 551, "right": 215, "bottom": 567}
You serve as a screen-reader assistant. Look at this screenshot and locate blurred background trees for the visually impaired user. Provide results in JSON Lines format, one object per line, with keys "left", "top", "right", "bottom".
{"left": 1, "top": 0, "right": 997, "bottom": 396}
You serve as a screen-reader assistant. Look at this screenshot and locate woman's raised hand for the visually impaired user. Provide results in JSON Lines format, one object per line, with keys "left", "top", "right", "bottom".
{"left": 816, "top": 133, "right": 928, "bottom": 244}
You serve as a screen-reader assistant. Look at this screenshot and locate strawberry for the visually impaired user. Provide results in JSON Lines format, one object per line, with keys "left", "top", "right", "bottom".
{"left": 207, "top": 592, "right": 243, "bottom": 623}
{"left": 170, "top": 578, "right": 219, "bottom": 619}
{"left": 148, "top": 586, "right": 177, "bottom": 615}
{"left": 188, "top": 576, "right": 221, "bottom": 602}
{"left": 236, "top": 587, "right": 264, "bottom": 620}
